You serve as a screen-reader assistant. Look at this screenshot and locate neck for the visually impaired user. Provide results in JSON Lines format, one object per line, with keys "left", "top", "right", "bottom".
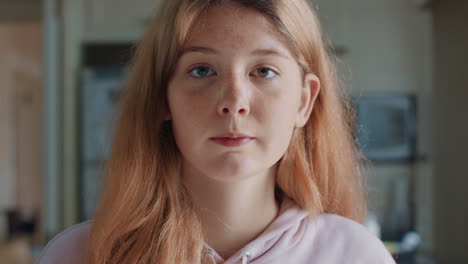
{"left": 182, "top": 163, "right": 280, "bottom": 259}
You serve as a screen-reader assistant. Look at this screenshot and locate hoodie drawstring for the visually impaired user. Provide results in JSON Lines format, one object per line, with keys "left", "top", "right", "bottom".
{"left": 241, "top": 252, "right": 251, "bottom": 264}
{"left": 207, "top": 248, "right": 216, "bottom": 264}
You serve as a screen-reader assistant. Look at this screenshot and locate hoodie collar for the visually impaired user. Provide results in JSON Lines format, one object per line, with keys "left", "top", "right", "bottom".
{"left": 204, "top": 196, "right": 309, "bottom": 264}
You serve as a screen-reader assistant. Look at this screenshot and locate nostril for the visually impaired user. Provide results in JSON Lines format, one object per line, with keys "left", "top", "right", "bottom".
{"left": 223, "top": 108, "right": 229, "bottom": 113}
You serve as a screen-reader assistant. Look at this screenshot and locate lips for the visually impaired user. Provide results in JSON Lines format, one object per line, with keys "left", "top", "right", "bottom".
{"left": 211, "top": 132, "right": 254, "bottom": 139}
{"left": 210, "top": 132, "right": 255, "bottom": 147}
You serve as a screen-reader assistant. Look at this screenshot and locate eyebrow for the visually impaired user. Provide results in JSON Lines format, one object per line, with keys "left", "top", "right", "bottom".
{"left": 180, "top": 46, "right": 290, "bottom": 60}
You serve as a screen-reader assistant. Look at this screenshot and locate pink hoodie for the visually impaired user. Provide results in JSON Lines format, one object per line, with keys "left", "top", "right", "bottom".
{"left": 37, "top": 197, "right": 395, "bottom": 264}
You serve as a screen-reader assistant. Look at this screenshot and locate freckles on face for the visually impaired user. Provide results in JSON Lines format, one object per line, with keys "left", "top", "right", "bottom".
{"left": 166, "top": 4, "right": 305, "bottom": 181}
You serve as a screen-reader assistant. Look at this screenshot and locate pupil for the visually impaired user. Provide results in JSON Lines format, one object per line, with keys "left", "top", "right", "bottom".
{"left": 198, "top": 67, "right": 208, "bottom": 76}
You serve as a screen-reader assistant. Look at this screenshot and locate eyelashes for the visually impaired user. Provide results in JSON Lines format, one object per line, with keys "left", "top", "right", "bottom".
{"left": 186, "top": 64, "right": 279, "bottom": 80}
{"left": 254, "top": 67, "right": 277, "bottom": 78}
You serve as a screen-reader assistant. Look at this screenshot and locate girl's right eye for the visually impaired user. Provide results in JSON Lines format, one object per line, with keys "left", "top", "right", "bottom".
{"left": 188, "top": 66, "right": 215, "bottom": 78}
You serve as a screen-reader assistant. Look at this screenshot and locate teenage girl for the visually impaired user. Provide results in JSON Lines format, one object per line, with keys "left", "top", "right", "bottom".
{"left": 38, "top": 0, "right": 396, "bottom": 263}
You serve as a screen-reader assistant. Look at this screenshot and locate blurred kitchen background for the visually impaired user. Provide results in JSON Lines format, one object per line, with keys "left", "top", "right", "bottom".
{"left": 0, "top": 0, "right": 467, "bottom": 263}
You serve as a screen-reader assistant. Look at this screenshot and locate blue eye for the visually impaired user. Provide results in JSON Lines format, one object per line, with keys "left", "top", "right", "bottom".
{"left": 254, "top": 67, "right": 277, "bottom": 78}
{"left": 189, "top": 66, "right": 215, "bottom": 78}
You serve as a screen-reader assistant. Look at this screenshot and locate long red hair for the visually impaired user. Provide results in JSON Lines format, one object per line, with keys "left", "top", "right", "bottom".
{"left": 87, "top": 0, "right": 367, "bottom": 263}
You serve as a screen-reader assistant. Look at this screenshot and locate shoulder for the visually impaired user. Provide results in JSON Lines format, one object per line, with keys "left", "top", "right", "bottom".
{"left": 312, "top": 213, "right": 377, "bottom": 239}
{"left": 37, "top": 220, "right": 92, "bottom": 264}
{"left": 303, "top": 214, "right": 395, "bottom": 264}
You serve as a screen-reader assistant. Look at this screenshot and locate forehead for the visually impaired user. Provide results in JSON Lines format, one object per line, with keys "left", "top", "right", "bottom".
{"left": 183, "top": 4, "right": 291, "bottom": 55}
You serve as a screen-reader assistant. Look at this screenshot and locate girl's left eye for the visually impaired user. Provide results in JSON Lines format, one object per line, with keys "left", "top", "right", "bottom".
{"left": 253, "top": 67, "right": 277, "bottom": 78}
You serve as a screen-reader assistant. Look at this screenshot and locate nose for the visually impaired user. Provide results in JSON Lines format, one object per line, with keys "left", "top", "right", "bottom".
{"left": 217, "top": 75, "right": 251, "bottom": 117}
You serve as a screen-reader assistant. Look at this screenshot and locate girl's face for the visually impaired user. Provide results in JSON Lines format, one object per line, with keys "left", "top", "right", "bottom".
{"left": 167, "top": 4, "right": 320, "bottom": 182}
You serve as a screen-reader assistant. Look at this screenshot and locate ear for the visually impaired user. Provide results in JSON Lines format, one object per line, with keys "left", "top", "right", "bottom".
{"left": 295, "top": 73, "right": 320, "bottom": 128}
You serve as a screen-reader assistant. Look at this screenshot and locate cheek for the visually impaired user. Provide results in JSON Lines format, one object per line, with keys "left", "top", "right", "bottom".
{"left": 168, "top": 88, "right": 212, "bottom": 141}
{"left": 266, "top": 103, "right": 295, "bottom": 140}
{"left": 262, "top": 89, "right": 299, "bottom": 124}
{"left": 261, "top": 89, "right": 299, "bottom": 145}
